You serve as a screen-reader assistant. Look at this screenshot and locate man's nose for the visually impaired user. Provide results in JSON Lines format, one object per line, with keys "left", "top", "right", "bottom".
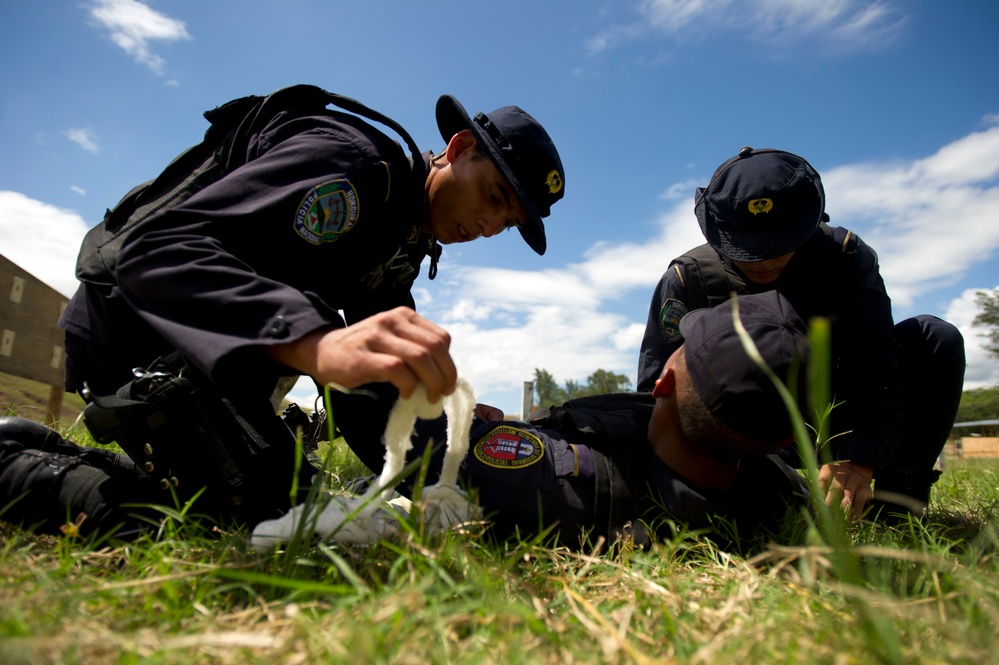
{"left": 477, "top": 215, "right": 506, "bottom": 238}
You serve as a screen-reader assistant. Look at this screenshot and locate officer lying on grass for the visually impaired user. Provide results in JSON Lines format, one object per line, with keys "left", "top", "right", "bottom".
{"left": 637, "top": 147, "right": 966, "bottom": 521}
{"left": 1, "top": 293, "right": 811, "bottom": 549}
{"left": 0, "top": 85, "right": 565, "bottom": 539}
{"left": 323, "top": 291, "right": 812, "bottom": 549}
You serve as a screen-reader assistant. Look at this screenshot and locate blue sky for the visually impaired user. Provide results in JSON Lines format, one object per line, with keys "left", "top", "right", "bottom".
{"left": 1, "top": 0, "right": 997, "bottom": 415}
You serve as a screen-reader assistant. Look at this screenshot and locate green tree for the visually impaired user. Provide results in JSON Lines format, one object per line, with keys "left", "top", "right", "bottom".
{"left": 532, "top": 368, "right": 632, "bottom": 409}
{"left": 582, "top": 369, "right": 632, "bottom": 396}
{"left": 564, "top": 379, "right": 583, "bottom": 399}
{"left": 954, "top": 386, "right": 999, "bottom": 436}
{"left": 972, "top": 288, "right": 999, "bottom": 361}
{"left": 533, "top": 368, "right": 567, "bottom": 410}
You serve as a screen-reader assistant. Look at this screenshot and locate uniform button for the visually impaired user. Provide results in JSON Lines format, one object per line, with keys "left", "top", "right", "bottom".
{"left": 265, "top": 316, "right": 289, "bottom": 338}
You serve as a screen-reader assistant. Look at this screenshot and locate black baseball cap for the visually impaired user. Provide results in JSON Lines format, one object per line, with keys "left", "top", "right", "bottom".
{"left": 436, "top": 95, "right": 565, "bottom": 255}
{"left": 695, "top": 147, "right": 824, "bottom": 262}
{"left": 678, "top": 291, "right": 810, "bottom": 442}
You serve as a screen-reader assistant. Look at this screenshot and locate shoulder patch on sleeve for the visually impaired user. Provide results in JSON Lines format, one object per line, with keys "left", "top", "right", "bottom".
{"left": 473, "top": 426, "right": 545, "bottom": 469}
{"left": 294, "top": 180, "right": 359, "bottom": 244}
{"left": 658, "top": 298, "right": 688, "bottom": 343}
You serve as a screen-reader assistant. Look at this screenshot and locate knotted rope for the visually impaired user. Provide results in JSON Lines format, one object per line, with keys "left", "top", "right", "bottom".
{"left": 250, "top": 379, "right": 478, "bottom": 552}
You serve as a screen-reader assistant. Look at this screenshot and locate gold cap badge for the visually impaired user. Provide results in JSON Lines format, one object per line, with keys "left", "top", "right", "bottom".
{"left": 748, "top": 198, "right": 773, "bottom": 215}
{"left": 546, "top": 170, "right": 563, "bottom": 195}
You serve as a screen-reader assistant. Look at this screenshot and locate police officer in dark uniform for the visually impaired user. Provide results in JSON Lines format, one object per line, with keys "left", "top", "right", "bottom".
{"left": 0, "top": 85, "right": 566, "bottom": 538}
{"left": 637, "top": 147, "right": 966, "bottom": 520}
{"left": 328, "top": 292, "right": 812, "bottom": 549}
{"left": 64, "top": 86, "right": 565, "bottom": 404}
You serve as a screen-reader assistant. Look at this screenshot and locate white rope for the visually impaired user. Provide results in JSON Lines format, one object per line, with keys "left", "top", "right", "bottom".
{"left": 419, "top": 378, "right": 476, "bottom": 529}
{"left": 250, "top": 379, "right": 478, "bottom": 552}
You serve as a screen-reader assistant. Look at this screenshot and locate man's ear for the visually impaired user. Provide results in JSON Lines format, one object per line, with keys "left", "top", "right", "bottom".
{"left": 652, "top": 368, "right": 676, "bottom": 399}
{"left": 444, "top": 129, "right": 477, "bottom": 162}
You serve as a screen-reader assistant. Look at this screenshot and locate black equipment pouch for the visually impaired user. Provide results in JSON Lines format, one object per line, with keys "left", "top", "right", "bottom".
{"left": 81, "top": 353, "right": 273, "bottom": 506}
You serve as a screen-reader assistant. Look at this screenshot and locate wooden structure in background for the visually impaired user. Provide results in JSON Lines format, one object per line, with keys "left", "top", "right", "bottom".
{"left": 945, "top": 421, "right": 999, "bottom": 459}
{"left": 0, "top": 253, "right": 70, "bottom": 424}
{"left": 945, "top": 436, "right": 999, "bottom": 458}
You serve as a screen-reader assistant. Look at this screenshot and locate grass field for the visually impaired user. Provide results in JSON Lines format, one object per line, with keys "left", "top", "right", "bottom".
{"left": 1, "top": 414, "right": 997, "bottom": 665}
{"left": 0, "top": 371, "right": 87, "bottom": 426}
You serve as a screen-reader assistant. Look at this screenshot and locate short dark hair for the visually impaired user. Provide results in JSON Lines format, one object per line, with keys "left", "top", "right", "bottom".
{"left": 675, "top": 347, "right": 786, "bottom": 461}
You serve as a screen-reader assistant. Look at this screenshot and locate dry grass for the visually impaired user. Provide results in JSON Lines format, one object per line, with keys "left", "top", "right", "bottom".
{"left": 2, "top": 456, "right": 998, "bottom": 664}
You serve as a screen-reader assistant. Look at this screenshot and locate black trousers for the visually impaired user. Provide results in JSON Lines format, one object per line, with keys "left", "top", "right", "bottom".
{"left": 878, "top": 315, "right": 966, "bottom": 495}
{"left": 0, "top": 416, "right": 316, "bottom": 540}
{"left": 779, "top": 314, "right": 966, "bottom": 499}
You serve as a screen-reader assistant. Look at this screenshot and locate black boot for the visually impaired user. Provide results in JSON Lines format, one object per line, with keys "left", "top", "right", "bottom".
{"left": 0, "top": 416, "right": 136, "bottom": 471}
{"left": 0, "top": 417, "right": 145, "bottom": 537}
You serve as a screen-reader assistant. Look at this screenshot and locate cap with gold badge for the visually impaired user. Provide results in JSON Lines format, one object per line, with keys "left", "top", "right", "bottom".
{"left": 436, "top": 95, "right": 565, "bottom": 255}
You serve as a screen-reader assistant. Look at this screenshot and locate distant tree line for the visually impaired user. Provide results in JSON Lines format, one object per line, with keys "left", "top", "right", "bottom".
{"left": 955, "top": 385, "right": 999, "bottom": 436}
{"left": 532, "top": 368, "right": 632, "bottom": 411}
{"left": 973, "top": 288, "right": 999, "bottom": 362}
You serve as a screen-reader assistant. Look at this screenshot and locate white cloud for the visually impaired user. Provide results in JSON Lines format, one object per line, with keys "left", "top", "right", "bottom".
{"left": 821, "top": 119, "right": 999, "bottom": 308}
{"left": 88, "top": 0, "right": 191, "bottom": 75}
{"left": 64, "top": 127, "right": 99, "bottom": 154}
{"left": 613, "top": 323, "right": 647, "bottom": 352}
{"left": 0, "top": 192, "right": 90, "bottom": 298}
{"left": 70, "top": 186, "right": 87, "bottom": 196}
{"left": 411, "top": 286, "right": 432, "bottom": 307}
{"left": 443, "top": 306, "right": 636, "bottom": 398}
{"left": 588, "top": 0, "right": 906, "bottom": 54}
{"left": 659, "top": 178, "right": 700, "bottom": 201}
{"left": 446, "top": 299, "right": 493, "bottom": 322}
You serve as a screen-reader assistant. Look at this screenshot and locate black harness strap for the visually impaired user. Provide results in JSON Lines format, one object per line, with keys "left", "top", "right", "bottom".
{"left": 671, "top": 245, "right": 744, "bottom": 311}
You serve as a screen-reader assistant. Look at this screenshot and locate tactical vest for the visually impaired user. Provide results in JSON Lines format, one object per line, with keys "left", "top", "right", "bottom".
{"left": 75, "top": 84, "right": 426, "bottom": 288}
{"left": 672, "top": 223, "right": 851, "bottom": 313}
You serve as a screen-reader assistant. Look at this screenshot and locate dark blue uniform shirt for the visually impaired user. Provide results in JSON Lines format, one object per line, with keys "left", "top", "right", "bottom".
{"left": 61, "top": 105, "right": 433, "bottom": 399}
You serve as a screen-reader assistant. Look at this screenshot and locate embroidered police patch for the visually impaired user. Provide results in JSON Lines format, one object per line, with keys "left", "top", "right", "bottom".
{"left": 658, "top": 298, "right": 688, "bottom": 343}
{"left": 295, "top": 180, "right": 359, "bottom": 244}
{"left": 473, "top": 426, "right": 544, "bottom": 469}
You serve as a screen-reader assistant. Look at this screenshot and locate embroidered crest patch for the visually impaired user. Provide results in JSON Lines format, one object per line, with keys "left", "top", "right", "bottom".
{"left": 473, "top": 426, "right": 545, "bottom": 469}
{"left": 294, "top": 180, "right": 359, "bottom": 244}
{"left": 658, "top": 298, "right": 688, "bottom": 343}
